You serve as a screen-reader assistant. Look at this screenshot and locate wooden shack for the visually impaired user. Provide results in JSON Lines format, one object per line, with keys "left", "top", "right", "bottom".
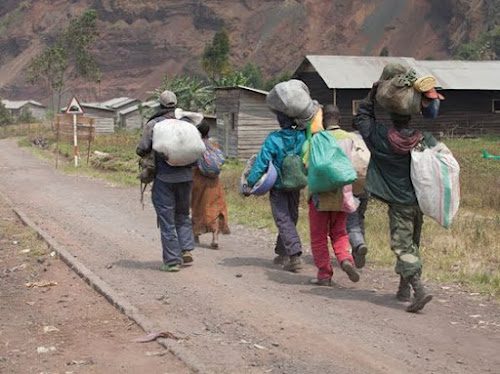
{"left": 215, "top": 86, "right": 277, "bottom": 160}
{"left": 2, "top": 100, "right": 46, "bottom": 121}
{"left": 293, "top": 55, "right": 500, "bottom": 136}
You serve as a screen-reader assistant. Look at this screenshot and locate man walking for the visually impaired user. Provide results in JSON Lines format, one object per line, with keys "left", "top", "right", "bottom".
{"left": 136, "top": 90, "right": 195, "bottom": 272}
{"left": 354, "top": 82, "right": 436, "bottom": 313}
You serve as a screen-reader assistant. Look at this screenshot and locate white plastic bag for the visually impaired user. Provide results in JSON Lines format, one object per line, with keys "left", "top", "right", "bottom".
{"left": 351, "top": 132, "right": 370, "bottom": 194}
{"left": 152, "top": 119, "right": 206, "bottom": 166}
{"left": 410, "top": 143, "right": 460, "bottom": 228}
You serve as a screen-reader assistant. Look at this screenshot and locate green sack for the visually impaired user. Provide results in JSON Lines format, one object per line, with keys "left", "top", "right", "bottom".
{"left": 307, "top": 131, "right": 357, "bottom": 194}
{"left": 281, "top": 153, "right": 307, "bottom": 191}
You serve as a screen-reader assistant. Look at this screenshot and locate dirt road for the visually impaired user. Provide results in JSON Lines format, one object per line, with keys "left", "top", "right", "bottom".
{"left": 0, "top": 139, "right": 498, "bottom": 373}
{"left": 0, "top": 197, "right": 189, "bottom": 373}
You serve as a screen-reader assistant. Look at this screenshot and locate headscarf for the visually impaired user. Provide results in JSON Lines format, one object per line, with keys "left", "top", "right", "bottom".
{"left": 197, "top": 121, "right": 210, "bottom": 138}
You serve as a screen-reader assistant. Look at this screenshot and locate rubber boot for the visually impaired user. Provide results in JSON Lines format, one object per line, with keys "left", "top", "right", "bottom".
{"left": 396, "top": 275, "right": 411, "bottom": 302}
{"left": 406, "top": 272, "right": 433, "bottom": 313}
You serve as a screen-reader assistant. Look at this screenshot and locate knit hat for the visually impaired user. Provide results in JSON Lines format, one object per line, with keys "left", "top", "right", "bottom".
{"left": 159, "top": 90, "right": 177, "bottom": 107}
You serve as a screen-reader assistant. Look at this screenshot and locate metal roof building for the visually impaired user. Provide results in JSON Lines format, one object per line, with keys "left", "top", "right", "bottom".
{"left": 418, "top": 60, "right": 500, "bottom": 90}
{"left": 293, "top": 55, "right": 500, "bottom": 136}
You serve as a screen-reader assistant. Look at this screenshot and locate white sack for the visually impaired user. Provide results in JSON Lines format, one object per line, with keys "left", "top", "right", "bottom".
{"left": 152, "top": 119, "right": 206, "bottom": 166}
{"left": 410, "top": 143, "right": 460, "bottom": 228}
{"left": 351, "top": 132, "right": 371, "bottom": 194}
{"left": 266, "top": 79, "right": 319, "bottom": 122}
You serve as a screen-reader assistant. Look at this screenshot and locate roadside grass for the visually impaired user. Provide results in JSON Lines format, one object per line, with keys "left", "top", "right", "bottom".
{"left": 13, "top": 128, "right": 500, "bottom": 298}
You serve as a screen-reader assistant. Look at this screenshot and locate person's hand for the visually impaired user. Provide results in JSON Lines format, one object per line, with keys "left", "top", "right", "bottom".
{"left": 368, "top": 81, "right": 380, "bottom": 102}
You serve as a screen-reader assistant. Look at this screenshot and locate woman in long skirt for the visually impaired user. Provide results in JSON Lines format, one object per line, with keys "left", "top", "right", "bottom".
{"left": 192, "top": 122, "right": 230, "bottom": 248}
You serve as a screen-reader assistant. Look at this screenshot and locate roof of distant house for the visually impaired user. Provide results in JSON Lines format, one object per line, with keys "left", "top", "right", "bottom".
{"left": 2, "top": 100, "right": 45, "bottom": 110}
{"left": 101, "top": 97, "right": 139, "bottom": 109}
{"left": 295, "top": 55, "right": 500, "bottom": 91}
{"left": 216, "top": 85, "right": 269, "bottom": 95}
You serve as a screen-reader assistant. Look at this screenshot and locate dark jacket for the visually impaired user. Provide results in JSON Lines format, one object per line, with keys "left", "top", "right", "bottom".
{"left": 353, "top": 99, "right": 436, "bottom": 205}
{"left": 136, "top": 109, "right": 194, "bottom": 184}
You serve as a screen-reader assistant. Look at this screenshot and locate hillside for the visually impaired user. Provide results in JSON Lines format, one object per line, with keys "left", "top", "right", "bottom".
{"left": 0, "top": 0, "right": 496, "bottom": 103}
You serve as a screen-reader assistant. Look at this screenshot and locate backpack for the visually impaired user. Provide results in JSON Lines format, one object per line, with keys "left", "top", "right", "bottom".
{"left": 198, "top": 140, "right": 225, "bottom": 178}
{"left": 280, "top": 139, "right": 307, "bottom": 191}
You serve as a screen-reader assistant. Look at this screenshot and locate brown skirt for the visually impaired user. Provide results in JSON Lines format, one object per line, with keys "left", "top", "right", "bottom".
{"left": 191, "top": 168, "right": 230, "bottom": 235}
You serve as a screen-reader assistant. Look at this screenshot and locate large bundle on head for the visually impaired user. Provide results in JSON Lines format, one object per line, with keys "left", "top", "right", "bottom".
{"left": 375, "top": 63, "right": 423, "bottom": 115}
{"left": 152, "top": 118, "right": 206, "bottom": 166}
{"left": 266, "top": 79, "right": 319, "bottom": 126}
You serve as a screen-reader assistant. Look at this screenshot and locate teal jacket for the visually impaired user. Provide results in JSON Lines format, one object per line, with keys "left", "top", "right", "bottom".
{"left": 247, "top": 128, "right": 306, "bottom": 189}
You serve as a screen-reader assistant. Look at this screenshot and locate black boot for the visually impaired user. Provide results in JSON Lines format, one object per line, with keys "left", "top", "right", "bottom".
{"left": 396, "top": 275, "right": 411, "bottom": 302}
{"left": 406, "top": 272, "right": 433, "bottom": 313}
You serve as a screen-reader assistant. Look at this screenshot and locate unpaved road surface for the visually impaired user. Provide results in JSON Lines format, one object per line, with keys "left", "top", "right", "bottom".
{"left": 0, "top": 196, "right": 189, "bottom": 373}
{"left": 0, "top": 139, "right": 499, "bottom": 373}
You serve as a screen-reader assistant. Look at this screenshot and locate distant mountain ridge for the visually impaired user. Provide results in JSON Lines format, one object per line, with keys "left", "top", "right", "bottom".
{"left": 0, "top": 0, "right": 496, "bottom": 102}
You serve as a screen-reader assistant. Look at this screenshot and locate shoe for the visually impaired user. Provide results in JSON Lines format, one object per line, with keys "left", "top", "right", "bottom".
{"left": 210, "top": 242, "right": 219, "bottom": 250}
{"left": 194, "top": 235, "right": 200, "bottom": 244}
{"left": 341, "top": 261, "right": 360, "bottom": 283}
{"left": 182, "top": 250, "right": 193, "bottom": 264}
{"left": 406, "top": 272, "right": 433, "bottom": 313}
{"left": 273, "top": 254, "right": 289, "bottom": 265}
{"left": 396, "top": 275, "right": 411, "bottom": 302}
{"left": 283, "top": 254, "right": 302, "bottom": 273}
{"left": 352, "top": 244, "right": 368, "bottom": 269}
{"left": 159, "top": 263, "right": 180, "bottom": 272}
{"left": 310, "top": 278, "right": 332, "bottom": 287}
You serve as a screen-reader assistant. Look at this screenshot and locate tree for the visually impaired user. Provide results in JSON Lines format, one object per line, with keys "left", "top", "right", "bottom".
{"left": 241, "top": 63, "right": 264, "bottom": 89}
{"left": 264, "top": 71, "right": 293, "bottom": 91}
{"left": 0, "top": 99, "right": 13, "bottom": 126}
{"left": 27, "top": 9, "right": 101, "bottom": 113}
{"left": 153, "top": 75, "right": 214, "bottom": 113}
{"left": 202, "top": 29, "right": 230, "bottom": 81}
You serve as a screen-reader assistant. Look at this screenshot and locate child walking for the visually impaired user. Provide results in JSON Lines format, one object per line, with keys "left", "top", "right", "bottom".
{"left": 246, "top": 112, "right": 306, "bottom": 272}
{"left": 307, "top": 105, "right": 360, "bottom": 285}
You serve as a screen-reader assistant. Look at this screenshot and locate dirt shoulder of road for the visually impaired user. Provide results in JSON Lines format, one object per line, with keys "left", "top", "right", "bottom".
{"left": 0, "top": 197, "right": 189, "bottom": 374}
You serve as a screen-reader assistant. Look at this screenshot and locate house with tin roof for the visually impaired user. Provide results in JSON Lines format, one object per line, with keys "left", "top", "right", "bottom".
{"left": 2, "top": 100, "right": 46, "bottom": 121}
{"left": 293, "top": 55, "right": 500, "bottom": 136}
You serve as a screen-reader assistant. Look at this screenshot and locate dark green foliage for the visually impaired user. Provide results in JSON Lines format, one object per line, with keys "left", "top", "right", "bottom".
{"left": 0, "top": 100, "right": 13, "bottom": 126}
{"left": 241, "top": 63, "right": 264, "bottom": 89}
{"left": 454, "top": 26, "right": 500, "bottom": 60}
{"left": 202, "top": 28, "right": 230, "bottom": 80}
{"left": 264, "top": 71, "right": 292, "bottom": 91}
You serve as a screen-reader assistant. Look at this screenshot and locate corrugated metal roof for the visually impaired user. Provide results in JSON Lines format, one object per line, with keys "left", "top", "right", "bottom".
{"left": 301, "top": 55, "right": 433, "bottom": 89}
{"left": 101, "top": 97, "right": 138, "bottom": 108}
{"left": 119, "top": 105, "right": 141, "bottom": 115}
{"left": 2, "top": 100, "right": 45, "bottom": 110}
{"left": 297, "top": 55, "right": 500, "bottom": 90}
{"left": 216, "top": 85, "right": 269, "bottom": 95}
{"left": 418, "top": 60, "right": 500, "bottom": 90}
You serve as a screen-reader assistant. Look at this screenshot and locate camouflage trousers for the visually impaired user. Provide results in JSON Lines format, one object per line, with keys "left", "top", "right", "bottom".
{"left": 388, "top": 203, "right": 423, "bottom": 279}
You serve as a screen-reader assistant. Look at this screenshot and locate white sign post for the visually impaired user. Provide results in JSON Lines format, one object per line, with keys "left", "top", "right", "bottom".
{"left": 65, "top": 97, "right": 84, "bottom": 167}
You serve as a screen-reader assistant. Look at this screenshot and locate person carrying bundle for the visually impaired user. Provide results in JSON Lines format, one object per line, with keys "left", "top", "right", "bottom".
{"left": 136, "top": 90, "right": 204, "bottom": 272}
{"left": 306, "top": 105, "right": 360, "bottom": 286}
{"left": 245, "top": 112, "right": 307, "bottom": 273}
{"left": 353, "top": 80, "right": 443, "bottom": 313}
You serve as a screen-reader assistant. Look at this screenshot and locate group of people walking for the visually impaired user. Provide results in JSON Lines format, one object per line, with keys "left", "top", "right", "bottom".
{"left": 138, "top": 78, "right": 437, "bottom": 313}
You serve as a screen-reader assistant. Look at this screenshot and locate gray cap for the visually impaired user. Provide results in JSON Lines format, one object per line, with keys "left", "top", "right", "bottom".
{"left": 159, "top": 90, "right": 177, "bottom": 107}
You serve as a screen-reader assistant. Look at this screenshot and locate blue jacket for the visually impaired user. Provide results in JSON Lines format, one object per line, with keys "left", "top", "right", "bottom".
{"left": 247, "top": 128, "right": 306, "bottom": 189}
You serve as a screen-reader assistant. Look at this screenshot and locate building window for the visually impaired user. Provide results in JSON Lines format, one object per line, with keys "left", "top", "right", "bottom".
{"left": 492, "top": 100, "right": 500, "bottom": 113}
{"left": 352, "top": 100, "right": 362, "bottom": 115}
